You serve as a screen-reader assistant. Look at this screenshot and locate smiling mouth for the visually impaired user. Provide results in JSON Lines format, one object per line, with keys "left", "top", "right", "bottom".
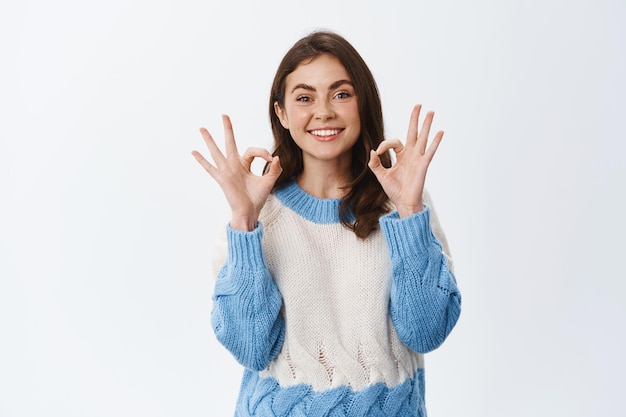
{"left": 308, "top": 128, "right": 343, "bottom": 137}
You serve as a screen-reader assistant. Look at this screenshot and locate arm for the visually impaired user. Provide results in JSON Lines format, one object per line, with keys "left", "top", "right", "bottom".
{"left": 380, "top": 204, "right": 461, "bottom": 354}
{"left": 369, "top": 105, "right": 460, "bottom": 352}
{"left": 192, "top": 115, "right": 285, "bottom": 369}
{"left": 211, "top": 223, "right": 285, "bottom": 370}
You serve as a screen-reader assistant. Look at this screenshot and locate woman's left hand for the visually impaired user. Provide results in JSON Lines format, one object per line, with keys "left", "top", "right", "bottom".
{"left": 368, "top": 104, "right": 443, "bottom": 218}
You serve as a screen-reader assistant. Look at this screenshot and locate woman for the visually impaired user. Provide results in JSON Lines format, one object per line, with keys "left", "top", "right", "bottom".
{"left": 192, "top": 30, "right": 461, "bottom": 417}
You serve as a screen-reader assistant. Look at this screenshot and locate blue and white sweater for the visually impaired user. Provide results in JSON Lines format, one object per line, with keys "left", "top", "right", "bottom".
{"left": 211, "top": 180, "right": 461, "bottom": 417}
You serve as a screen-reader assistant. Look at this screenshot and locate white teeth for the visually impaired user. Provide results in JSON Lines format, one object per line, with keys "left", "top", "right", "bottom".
{"left": 310, "top": 129, "right": 340, "bottom": 137}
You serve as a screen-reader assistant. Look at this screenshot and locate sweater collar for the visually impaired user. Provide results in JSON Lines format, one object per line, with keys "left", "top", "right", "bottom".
{"left": 274, "top": 180, "right": 351, "bottom": 224}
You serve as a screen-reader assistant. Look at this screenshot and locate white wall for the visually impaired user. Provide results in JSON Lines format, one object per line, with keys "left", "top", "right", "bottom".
{"left": 1, "top": 0, "right": 624, "bottom": 415}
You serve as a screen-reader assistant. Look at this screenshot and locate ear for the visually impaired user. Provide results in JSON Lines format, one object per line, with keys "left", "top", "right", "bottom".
{"left": 274, "top": 101, "right": 289, "bottom": 129}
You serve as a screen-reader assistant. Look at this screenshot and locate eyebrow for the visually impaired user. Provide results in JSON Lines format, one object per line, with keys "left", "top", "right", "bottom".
{"left": 290, "top": 79, "right": 354, "bottom": 94}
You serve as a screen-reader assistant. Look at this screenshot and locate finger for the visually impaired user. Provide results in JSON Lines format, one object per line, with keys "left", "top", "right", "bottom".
{"left": 241, "top": 147, "right": 274, "bottom": 165}
{"left": 191, "top": 150, "right": 219, "bottom": 178}
{"left": 406, "top": 104, "right": 422, "bottom": 146}
{"left": 199, "top": 127, "right": 226, "bottom": 165}
{"left": 417, "top": 111, "right": 435, "bottom": 155}
{"left": 222, "top": 115, "right": 240, "bottom": 158}
{"left": 423, "top": 130, "right": 444, "bottom": 163}
{"left": 375, "top": 139, "right": 404, "bottom": 155}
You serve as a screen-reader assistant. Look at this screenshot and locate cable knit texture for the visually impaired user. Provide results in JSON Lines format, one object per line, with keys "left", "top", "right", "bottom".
{"left": 211, "top": 180, "right": 461, "bottom": 416}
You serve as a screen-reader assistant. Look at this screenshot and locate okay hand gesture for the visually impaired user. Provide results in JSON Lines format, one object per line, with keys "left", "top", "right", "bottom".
{"left": 192, "top": 115, "right": 282, "bottom": 231}
{"left": 368, "top": 105, "right": 443, "bottom": 217}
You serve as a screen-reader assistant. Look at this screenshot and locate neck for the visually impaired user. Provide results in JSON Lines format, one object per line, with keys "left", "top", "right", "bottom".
{"left": 297, "top": 160, "right": 352, "bottom": 199}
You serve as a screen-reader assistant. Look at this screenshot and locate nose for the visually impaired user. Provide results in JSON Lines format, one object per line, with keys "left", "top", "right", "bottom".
{"left": 315, "top": 99, "right": 335, "bottom": 121}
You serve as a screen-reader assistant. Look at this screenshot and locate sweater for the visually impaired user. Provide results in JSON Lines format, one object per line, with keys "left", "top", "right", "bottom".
{"left": 211, "top": 179, "right": 461, "bottom": 417}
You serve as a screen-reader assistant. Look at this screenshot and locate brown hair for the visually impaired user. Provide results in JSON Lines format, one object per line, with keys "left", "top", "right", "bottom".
{"left": 267, "top": 30, "right": 392, "bottom": 238}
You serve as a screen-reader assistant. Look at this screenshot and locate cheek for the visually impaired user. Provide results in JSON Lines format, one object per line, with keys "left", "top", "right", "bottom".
{"left": 345, "top": 102, "right": 361, "bottom": 125}
{"left": 353, "top": 103, "right": 361, "bottom": 122}
{"left": 287, "top": 111, "right": 309, "bottom": 131}
{"left": 280, "top": 106, "right": 299, "bottom": 129}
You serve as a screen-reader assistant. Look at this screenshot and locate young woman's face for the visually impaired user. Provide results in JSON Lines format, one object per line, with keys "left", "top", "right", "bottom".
{"left": 275, "top": 54, "right": 361, "bottom": 168}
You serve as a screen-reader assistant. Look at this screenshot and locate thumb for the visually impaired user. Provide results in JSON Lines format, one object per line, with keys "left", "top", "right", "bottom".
{"left": 368, "top": 150, "right": 385, "bottom": 179}
{"left": 266, "top": 156, "right": 282, "bottom": 178}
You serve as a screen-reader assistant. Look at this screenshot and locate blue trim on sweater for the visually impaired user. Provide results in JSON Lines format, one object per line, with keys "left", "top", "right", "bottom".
{"left": 274, "top": 180, "right": 351, "bottom": 224}
{"left": 235, "top": 369, "right": 427, "bottom": 417}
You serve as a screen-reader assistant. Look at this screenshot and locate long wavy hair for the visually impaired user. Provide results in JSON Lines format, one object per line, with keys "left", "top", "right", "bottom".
{"left": 267, "top": 31, "right": 392, "bottom": 238}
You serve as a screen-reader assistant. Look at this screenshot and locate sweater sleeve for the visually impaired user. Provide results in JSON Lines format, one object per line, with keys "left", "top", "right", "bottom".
{"left": 380, "top": 204, "right": 461, "bottom": 354}
{"left": 211, "top": 222, "right": 285, "bottom": 371}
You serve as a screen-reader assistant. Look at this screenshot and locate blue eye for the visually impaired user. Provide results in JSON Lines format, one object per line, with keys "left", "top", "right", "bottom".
{"left": 296, "top": 96, "right": 311, "bottom": 102}
{"left": 335, "top": 91, "right": 351, "bottom": 99}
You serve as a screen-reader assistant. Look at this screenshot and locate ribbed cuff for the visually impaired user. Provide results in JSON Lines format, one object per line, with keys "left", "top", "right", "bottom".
{"left": 379, "top": 205, "right": 434, "bottom": 260}
{"left": 226, "top": 222, "right": 268, "bottom": 271}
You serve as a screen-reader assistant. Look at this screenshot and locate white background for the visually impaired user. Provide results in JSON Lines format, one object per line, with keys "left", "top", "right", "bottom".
{"left": 1, "top": 0, "right": 625, "bottom": 416}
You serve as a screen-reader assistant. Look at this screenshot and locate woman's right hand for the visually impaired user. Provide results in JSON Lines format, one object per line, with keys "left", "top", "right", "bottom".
{"left": 191, "top": 115, "right": 282, "bottom": 231}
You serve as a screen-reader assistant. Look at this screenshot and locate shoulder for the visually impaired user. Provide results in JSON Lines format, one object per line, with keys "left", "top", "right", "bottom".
{"left": 259, "top": 193, "right": 285, "bottom": 230}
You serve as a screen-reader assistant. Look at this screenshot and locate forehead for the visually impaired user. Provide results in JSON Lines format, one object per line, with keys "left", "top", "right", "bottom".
{"left": 285, "top": 54, "right": 352, "bottom": 89}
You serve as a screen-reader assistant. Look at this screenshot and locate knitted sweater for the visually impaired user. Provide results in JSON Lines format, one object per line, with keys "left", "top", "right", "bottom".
{"left": 211, "top": 180, "right": 461, "bottom": 417}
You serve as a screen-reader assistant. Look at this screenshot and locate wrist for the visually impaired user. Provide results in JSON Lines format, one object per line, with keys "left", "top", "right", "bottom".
{"left": 396, "top": 202, "right": 424, "bottom": 218}
{"left": 230, "top": 215, "right": 258, "bottom": 232}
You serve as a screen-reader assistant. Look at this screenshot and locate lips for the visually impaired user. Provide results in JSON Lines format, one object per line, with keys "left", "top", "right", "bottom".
{"left": 308, "top": 128, "right": 344, "bottom": 141}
